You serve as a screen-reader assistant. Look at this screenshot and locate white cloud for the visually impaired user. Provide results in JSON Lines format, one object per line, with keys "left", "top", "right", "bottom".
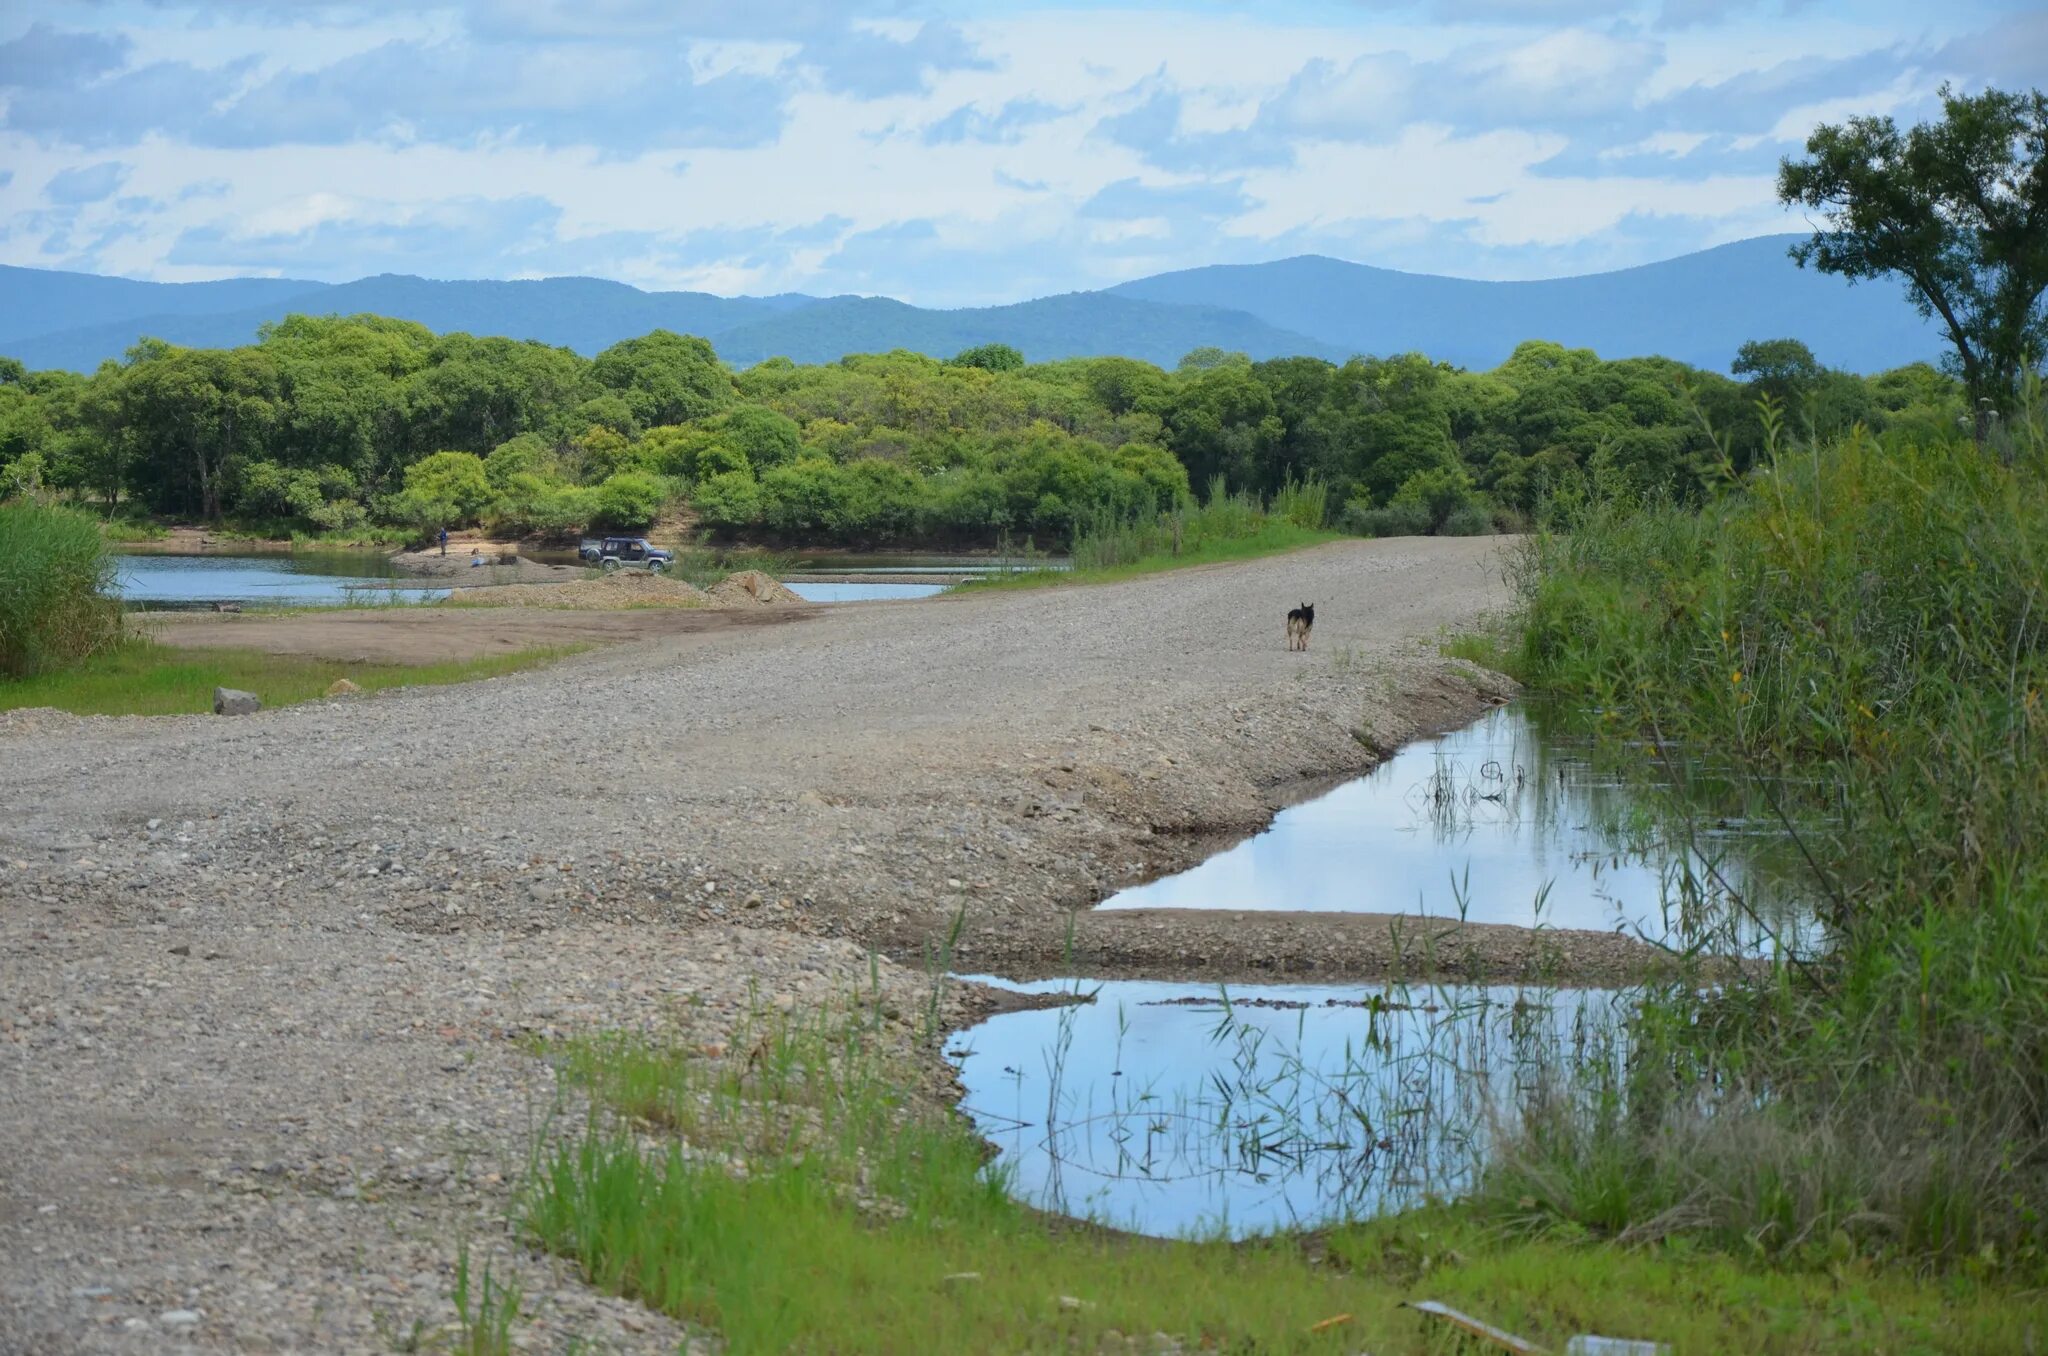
{"left": 0, "top": 0, "right": 1999, "bottom": 300}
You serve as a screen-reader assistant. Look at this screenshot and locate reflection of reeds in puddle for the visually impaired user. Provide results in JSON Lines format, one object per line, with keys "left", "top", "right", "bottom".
{"left": 952, "top": 980, "right": 1633, "bottom": 1238}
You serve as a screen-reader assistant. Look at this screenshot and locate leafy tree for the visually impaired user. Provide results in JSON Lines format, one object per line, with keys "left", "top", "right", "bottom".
{"left": 1779, "top": 84, "right": 2048, "bottom": 413}
{"left": 1733, "top": 338, "right": 1824, "bottom": 412}
{"left": 590, "top": 330, "right": 737, "bottom": 427}
{"left": 950, "top": 342, "right": 1025, "bottom": 372}
{"left": 116, "top": 345, "right": 280, "bottom": 518}
{"left": 394, "top": 450, "right": 493, "bottom": 528}
{"left": 589, "top": 471, "right": 666, "bottom": 529}
{"left": 716, "top": 405, "right": 802, "bottom": 469}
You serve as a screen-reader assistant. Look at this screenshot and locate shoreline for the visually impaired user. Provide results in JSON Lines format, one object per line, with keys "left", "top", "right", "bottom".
{"left": 0, "top": 537, "right": 1695, "bottom": 1351}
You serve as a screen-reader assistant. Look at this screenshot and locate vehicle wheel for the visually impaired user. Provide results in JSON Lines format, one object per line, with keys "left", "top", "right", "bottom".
{"left": 648, "top": 560, "right": 666, "bottom": 574}
{"left": 601, "top": 558, "right": 621, "bottom": 573}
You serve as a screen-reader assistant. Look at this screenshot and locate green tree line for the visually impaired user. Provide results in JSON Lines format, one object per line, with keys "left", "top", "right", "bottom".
{"left": 0, "top": 316, "right": 1969, "bottom": 547}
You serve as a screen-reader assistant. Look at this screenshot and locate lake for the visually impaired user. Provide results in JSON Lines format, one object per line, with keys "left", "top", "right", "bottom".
{"left": 112, "top": 553, "right": 449, "bottom": 608}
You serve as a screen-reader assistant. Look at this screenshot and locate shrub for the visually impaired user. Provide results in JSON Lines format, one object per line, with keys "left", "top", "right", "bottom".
{"left": 1342, "top": 501, "right": 1433, "bottom": 538}
{"left": 1270, "top": 474, "right": 1329, "bottom": 529}
{"left": 1439, "top": 505, "right": 1494, "bottom": 536}
{"left": 1389, "top": 464, "right": 1479, "bottom": 530}
{"left": 1487, "top": 411, "right": 2048, "bottom": 1265}
{"left": 0, "top": 500, "right": 121, "bottom": 676}
{"left": 589, "top": 471, "right": 668, "bottom": 530}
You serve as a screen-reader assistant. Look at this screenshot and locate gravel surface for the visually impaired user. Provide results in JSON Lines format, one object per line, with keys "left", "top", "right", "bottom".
{"left": 0, "top": 535, "right": 1661, "bottom": 1352}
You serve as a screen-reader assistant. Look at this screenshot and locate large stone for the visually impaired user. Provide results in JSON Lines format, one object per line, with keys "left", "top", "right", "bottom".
{"left": 325, "top": 678, "right": 362, "bottom": 698}
{"left": 212, "top": 687, "right": 261, "bottom": 716}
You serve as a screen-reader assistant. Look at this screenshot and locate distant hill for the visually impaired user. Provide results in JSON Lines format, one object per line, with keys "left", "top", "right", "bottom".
{"left": 1, "top": 236, "right": 1946, "bottom": 375}
{"left": 1109, "top": 237, "right": 1943, "bottom": 374}
{"left": 707, "top": 291, "right": 1340, "bottom": 367}
{"left": 0, "top": 264, "right": 327, "bottom": 349}
{"left": 1, "top": 273, "right": 808, "bottom": 372}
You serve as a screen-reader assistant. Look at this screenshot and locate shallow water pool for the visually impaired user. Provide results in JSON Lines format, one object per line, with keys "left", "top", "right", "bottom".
{"left": 113, "top": 553, "right": 449, "bottom": 608}
{"left": 1100, "top": 704, "right": 1807, "bottom": 954}
{"left": 949, "top": 974, "right": 1632, "bottom": 1238}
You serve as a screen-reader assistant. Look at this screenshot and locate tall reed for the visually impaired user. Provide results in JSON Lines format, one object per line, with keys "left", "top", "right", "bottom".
{"left": 0, "top": 500, "right": 122, "bottom": 676}
{"left": 1482, "top": 393, "right": 2048, "bottom": 1267}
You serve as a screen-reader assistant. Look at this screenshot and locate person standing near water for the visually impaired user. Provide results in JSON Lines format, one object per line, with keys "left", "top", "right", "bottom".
{"left": 438, "top": 527, "right": 448, "bottom": 556}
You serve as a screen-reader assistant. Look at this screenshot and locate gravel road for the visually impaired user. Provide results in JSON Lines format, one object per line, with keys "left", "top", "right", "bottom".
{"left": 0, "top": 535, "right": 1661, "bottom": 1352}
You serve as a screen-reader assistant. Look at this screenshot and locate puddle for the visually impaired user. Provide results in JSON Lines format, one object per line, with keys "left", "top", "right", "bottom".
{"left": 785, "top": 581, "right": 950, "bottom": 603}
{"left": 948, "top": 975, "right": 1631, "bottom": 1239}
{"left": 114, "top": 553, "right": 449, "bottom": 609}
{"left": 1100, "top": 704, "right": 1809, "bottom": 955}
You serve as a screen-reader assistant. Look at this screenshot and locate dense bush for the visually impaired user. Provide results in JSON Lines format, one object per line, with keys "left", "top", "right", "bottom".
{"left": 1485, "top": 401, "right": 2048, "bottom": 1266}
{"left": 0, "top": 500, "right": 121, "bottom": 675}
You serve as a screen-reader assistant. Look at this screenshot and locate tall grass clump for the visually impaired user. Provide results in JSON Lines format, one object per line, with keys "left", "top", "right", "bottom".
{"left": 1065, "top": 475, "right": 1331, "bottom": 574}
{"left": 1482, "top": 392, "right": 2048, "bottom": 1269}
{"left": 0, "top": 500, "right": 122, "bottom": 676}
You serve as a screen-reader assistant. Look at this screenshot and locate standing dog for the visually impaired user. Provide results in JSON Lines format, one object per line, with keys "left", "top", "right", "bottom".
{"left": 1285, "top": 602, "right": 1315, "bottom": 651}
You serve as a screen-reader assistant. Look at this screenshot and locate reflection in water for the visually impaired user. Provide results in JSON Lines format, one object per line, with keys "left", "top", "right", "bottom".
{"left": 784, "top": 581, "right": 950, "bottom": 603}
{"left": 114, "top": 553, "right": 449, "bottom": 608}
{"left": 1101, "top": 705, "right": 1810, "bottom": 955}
{"left": 949, "top": 975, "right": 1630, "bottom": 1239}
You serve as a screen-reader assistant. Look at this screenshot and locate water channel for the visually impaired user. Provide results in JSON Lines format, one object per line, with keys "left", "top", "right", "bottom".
{"left": 111, "top": 553, "right": 961, "bottom": 609}
{"left": 947, "top": 703, "right": 1811, "bottom": 1239}
{"left": 112, "top": 552, "right": 450, "bottom": 608}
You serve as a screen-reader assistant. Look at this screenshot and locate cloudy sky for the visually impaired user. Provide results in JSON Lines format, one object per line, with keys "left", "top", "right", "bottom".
{"left": 1, "top": 1, "right": 2040, "bottom": 305}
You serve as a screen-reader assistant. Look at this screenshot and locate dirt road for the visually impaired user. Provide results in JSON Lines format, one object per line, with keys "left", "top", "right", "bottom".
{"left": 0, "top": 536, "right": 1657, "bottom": 1352}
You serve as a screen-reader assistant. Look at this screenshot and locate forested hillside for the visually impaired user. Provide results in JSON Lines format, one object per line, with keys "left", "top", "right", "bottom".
{"left": 0, "top": 315, "right": 1964, "bottom": 548}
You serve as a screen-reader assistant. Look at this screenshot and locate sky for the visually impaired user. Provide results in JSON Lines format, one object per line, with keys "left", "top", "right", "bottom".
{"left": 0, "top": 1, "right": 2041, "bottom": 306}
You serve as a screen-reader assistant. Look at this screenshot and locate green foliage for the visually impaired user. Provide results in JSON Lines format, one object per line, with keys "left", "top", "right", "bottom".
{"left": 949, "top": 342, "right": 1026, "bottom": 371}
{"left": 0, "top": 500, "right": 121, "bottom": 676}
{"left": 591, "top": 330, "right": 738, "bottom": 427}
{"left": 1779, "top": 83, "right": 2048, "bottom": 409}
{"left": 1, "top": 306, "right": 1972, "bottom": 550}
{"left": 1389, "top": 464, "right": 1479, "bottom": 530}
{"left": 589, "top": 471, "right": 666, "bottom": 529}
{"left": 393, "top": 451, "right": 494, "bottom": 529}
{"left": 1490, "top": 398, "right": 2048, "bottom": 1266}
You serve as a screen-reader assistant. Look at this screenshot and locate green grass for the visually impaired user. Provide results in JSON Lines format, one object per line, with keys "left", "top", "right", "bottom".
{"left": 0, "top": 500, "right": 122, "bottom": 674}
{"left": 523, "top": 1014, "right": 2044, "bottom": 1355}
{"left": 1471, "top": 390, "right": 2048, "bottom": 1270}
{"left": 0, "top": 637, "right": 582, "bottom": 716}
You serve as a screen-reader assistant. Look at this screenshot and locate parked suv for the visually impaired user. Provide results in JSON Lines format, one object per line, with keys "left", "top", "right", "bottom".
{"left": 578, "top": 536, "right": 674, "bottom": 573}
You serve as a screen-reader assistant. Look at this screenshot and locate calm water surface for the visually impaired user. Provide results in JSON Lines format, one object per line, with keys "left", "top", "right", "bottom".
{"left": 1100, "top": 704, "right": 1805, "bottom": 954}
{"left": 113, "top": 553, "right": 449, "bottom": 608}
{"left": 784, "top": 581, "right": 950, "bottom": 603}
{"left": 949, "top": 974, "right": 1630, "bottom": 1239}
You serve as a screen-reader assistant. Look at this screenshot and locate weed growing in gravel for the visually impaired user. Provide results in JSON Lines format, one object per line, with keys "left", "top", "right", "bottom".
{"left": 451, "top": 1244, "right": 522, "bottom": 1356}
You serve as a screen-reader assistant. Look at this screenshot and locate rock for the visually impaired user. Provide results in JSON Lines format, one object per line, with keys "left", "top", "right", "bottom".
{"left": 158, "top": 1309, "right": 202, "bottom": 1327}
{"left": 941, "top": 1272, "right": 983, "bottom": 1284}
{"left": 325, "top": 678, "right": 362, "bottom": 698}
{"left": 212, "top": 687, "right": 261, "bottom": 716}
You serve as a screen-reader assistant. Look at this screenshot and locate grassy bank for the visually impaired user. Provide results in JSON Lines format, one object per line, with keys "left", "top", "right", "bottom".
{"left": 517, "top": 1007, "right": 2035, "bottom": 1355}
{"left": 1471, "top": 405, "right": 2048, "bottom": 1271}
{"left": 965, "top": 477, "right": 1341, "bottom": 591}
{"left": 0, "top": 637, "right": 581, "bottom": 716}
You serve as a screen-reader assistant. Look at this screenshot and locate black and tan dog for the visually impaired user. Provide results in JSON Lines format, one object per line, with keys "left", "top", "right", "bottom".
{"left": 1285, "top": 602, "right": 1315, "bottom": 651}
